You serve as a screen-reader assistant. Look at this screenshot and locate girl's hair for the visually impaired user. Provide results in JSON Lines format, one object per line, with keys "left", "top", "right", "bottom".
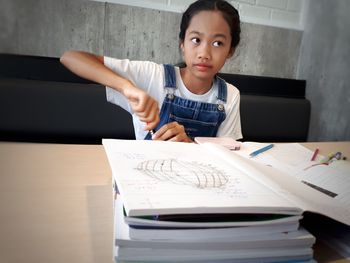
{"left": 179, "top": 0, "right": 241, "bottom": 49}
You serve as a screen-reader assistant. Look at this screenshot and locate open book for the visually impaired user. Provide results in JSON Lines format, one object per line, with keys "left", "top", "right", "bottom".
{"left": 103, "top": 139, "right": 350, "bottom": 226}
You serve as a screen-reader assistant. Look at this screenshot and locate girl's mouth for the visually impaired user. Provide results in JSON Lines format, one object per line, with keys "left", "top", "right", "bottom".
{"left": 193, "top": 63, "right": 212, "bottom": 72}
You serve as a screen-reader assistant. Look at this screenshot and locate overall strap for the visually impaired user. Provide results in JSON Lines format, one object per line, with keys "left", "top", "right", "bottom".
{"left": 216, "top": 76, "right": 228, "bottom": 103}
{"left": 163, "top": 64, "right": 177, "bottom": 89}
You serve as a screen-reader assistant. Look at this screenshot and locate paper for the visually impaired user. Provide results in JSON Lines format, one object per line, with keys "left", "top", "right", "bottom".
{"left": 235, "top": 142, "right": 315, "bottom": 175}
{"left": 235, "top": 142, "right": 350, "bottom": 206}
{"left": 103, "top": 139, "right": 300, "bottom": 217}
{"left": 194, "top": 137, "right": 241, "bottom": 150}
{"left": 233, "top": 142, "right": 350, "bottom": 225}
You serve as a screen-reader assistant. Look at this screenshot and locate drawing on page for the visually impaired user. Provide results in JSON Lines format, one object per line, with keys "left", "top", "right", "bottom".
{"left": 136, "top": 159, "right": 228, "bottom": 189}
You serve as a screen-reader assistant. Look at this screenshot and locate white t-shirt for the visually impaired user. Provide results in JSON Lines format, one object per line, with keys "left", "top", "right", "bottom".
{"left": 104, "top": 56, "right": 242, "bottom": 140}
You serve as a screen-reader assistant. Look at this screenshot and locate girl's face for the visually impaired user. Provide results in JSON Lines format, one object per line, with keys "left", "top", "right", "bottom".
{"left": 181, "top": 10, "right": 233, "bottom": 83}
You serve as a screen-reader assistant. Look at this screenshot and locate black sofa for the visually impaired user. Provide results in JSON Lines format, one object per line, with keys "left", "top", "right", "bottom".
{"left": 0, "top": 54, "right": 310, "bottom": 144}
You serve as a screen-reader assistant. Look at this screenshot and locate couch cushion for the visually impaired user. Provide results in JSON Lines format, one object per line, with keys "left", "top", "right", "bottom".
{"left": 240, "top": 95, "right": 310, "bottom": 142}
{"left": 0, "top": 78, "right": 135, "bottom": 143}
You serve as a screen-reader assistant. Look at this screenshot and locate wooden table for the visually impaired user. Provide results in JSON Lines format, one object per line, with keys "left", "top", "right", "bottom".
{"left": 0, "top": 141, "right": 349, "bottom": 263}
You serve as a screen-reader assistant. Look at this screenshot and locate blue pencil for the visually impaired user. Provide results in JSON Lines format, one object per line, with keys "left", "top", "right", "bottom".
{"left": 249, "top": 143, "right": 274, "bottom": 157}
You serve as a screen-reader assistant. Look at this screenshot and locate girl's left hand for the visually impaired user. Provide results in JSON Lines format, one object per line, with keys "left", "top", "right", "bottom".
{"left": 152, "top": 122, "right": 192, "bottom": 142}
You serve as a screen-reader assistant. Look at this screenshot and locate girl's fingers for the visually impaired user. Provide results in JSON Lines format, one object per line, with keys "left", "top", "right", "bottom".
{"left": 152, "top": 122, "right": 173, "bottom": 139}
{"left": 139, "top": 102, "right": 160, "bottom": 127}
{"left": 142, "top": 114, "right": 160, "bottom": 130}
{"left": 131, "top": 94, "right": 149, "bottom": 113}
{"left": 128, "top": 91, "right": 160, "bottom": 128}
{"left": 153, "top": 122, "right": 190, "bottom": 142}
{"left": 144, "top": 119, "right": 159, "bottom": 131}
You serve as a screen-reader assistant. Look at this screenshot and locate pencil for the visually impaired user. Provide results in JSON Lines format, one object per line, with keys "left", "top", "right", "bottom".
{"left": 310, "top": 148, "right": 319, "bottom": 161}
{"left": 249, "top": 143, "right": 274, "bottom": 157}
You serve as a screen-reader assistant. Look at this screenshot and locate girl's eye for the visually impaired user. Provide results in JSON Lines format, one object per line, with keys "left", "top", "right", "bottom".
{"left": 191, "top": 38, "right": 200, "bottom": 44}
{"left": 213, "top": 41, "right": 223, "bottom": 47}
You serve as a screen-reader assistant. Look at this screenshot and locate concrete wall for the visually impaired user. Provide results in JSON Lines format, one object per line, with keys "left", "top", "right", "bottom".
{"left": 298, "top": 0, "right": 350, "bottom": 141}
{"left": 93, "top": 0, "right": 305, "bottom": 30}
{"left": 0, "top": 0, "right": 301, "bottom": 79}
{"left": 0, "top": 0, "right": 105, "bottom": 56}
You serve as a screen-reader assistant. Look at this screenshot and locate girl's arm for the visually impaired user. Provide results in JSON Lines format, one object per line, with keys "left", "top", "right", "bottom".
{"left": 60, "top": 50, "right": 159, "bottom": 130}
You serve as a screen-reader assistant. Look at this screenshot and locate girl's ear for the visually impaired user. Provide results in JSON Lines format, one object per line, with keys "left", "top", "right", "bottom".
{"left": 180, "top": 42, "right": 185, "bottom": 53}
{"left": 227, "top": 48, "right": 235, "bottom": 59}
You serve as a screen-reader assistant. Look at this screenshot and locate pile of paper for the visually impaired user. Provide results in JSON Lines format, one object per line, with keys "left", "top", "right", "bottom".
{"left": 113, "top": 193, "right": 315, "bottom": 262}
{"left": 103, "top": 139, "right": 317, "bottom": 262}
{"left": 111, "top": 172, "right": 316, "bottom": 263}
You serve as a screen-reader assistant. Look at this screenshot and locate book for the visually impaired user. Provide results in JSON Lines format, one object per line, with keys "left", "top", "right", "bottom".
{"left": 105, "top": 139, "right": 322, "bottom": 262}
{"left": 103, "top": 139, "right": 301, "bottom": 216}
{"left": 103, "top": 139, "right": 350, "bottom": 226}
{"left": 114, "top": 246, "right": 314, "bottom": 262}
{"left": 114, "top": 196, "right": 301, "bottom": 241}
{"left": 114, "top": 199, "right": 314, "bottom": 262}
{"left": 123, "top": 211, "right": 302, "bottom": 228}
{"left": 115, "top": 196, "right": 315, "bottom": 248}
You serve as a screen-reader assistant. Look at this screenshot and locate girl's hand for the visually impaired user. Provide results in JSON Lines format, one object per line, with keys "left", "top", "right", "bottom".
{"left": 152, "top": 122, "right": 193, "bottom": 142}
{"left": 122, "top": 84, "right": 160, "bottom": 130}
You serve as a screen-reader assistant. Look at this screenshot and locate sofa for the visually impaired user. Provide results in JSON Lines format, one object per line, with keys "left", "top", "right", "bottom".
{"left": 0, "top": 54, "right": 311, "bottom": 144}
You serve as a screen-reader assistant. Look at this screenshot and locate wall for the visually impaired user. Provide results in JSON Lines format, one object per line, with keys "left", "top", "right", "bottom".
{"left": 93, "top": 0, "right": 305, "bottom": 30}
{"left": 0, "top": 0, "right": 302, "bottom": 79}
{"left": 0, "top": 0, "right": 105, "bottom": 56}
{"left": 298, "top": 0, "right": 350, "bottom": 141}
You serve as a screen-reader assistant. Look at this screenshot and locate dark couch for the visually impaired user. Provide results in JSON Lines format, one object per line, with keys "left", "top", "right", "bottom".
{"left": 0, "top": 54, "right": 310, "bottom": 144}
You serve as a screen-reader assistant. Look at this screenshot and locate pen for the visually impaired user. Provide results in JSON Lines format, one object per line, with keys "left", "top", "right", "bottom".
{"left": 310, "top": 148, "right": 319, "bottom": 161}
{"left": 249, "top": 143, "right": 274, "bottom": 157}
{"left": 147, "top": 122, "right": 156, "bottom": 139}
{"left": 149, "top": 129, "right": 156, "bottom": 140}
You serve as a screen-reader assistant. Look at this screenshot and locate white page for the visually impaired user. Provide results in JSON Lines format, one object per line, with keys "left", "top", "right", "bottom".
{"left": 235, "top": 142, "right": 318, "bottom": 176}
{"left": 232, "top": 142, "right": 350, "bottom": 225}
{"left": 103, "top": 139, "right": 301, "bottom": 217}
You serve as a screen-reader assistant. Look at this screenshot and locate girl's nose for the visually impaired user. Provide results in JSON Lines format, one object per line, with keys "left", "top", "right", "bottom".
{"left": 197, "top": 43, "right": 211, "bottom": 60}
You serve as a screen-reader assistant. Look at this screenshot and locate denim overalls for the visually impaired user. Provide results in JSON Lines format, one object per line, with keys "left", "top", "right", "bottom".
{"left": 144, "top": 64, "right": 227, "bottom": 140}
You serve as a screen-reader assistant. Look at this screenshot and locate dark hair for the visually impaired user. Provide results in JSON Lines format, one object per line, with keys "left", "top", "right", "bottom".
{"left": 179, "top": 0, "right": 241, "bottom": 49}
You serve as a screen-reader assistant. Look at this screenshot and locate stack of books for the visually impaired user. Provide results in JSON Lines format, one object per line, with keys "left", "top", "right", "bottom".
{"left": 103, "top": 139, "right": 349, "bottom": 262}
{"left": 113, "top": 193, "right": 314, "bottom": 262}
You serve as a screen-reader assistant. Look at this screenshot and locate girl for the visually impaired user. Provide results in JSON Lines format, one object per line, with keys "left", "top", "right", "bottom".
{"left": 60, "top": 0, "right": 242, "bottom": 142}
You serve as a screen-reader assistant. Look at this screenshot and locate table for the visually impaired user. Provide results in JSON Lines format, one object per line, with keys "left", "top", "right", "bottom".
{"left": 0, "top": 142, "right": 113, "bottom": 263}
{"left": 0, "top": 141, "right": 349, "bottom": 263}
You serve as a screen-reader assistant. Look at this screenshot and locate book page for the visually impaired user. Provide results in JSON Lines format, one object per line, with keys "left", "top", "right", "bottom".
{"left": 233, "top": 142, "right": 350, "bottom": 225}
{"left": 103, "top": 139, "right": 301, "bottom": 217}
{"left": 235, "top": 142, "right": 315, "bottom": 175}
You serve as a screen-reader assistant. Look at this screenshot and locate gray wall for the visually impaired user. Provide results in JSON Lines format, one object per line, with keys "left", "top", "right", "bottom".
{"left": 298, "top": 0, "right": 350, "bottom": 141}
{"left": 0, "top": 0, "right": 105, "bottom": 56}
{"left": 0, "top": 0, "right": 301, "bottom": 79}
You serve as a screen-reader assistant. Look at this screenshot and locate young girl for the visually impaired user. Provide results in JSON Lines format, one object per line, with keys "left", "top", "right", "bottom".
{"left": 60, "top": 0, "right": 242, "bottom": 142}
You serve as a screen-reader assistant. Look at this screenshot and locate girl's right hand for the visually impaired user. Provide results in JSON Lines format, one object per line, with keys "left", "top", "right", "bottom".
{"left": 122, "top": 84, "right": 160, "bottom": 130}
